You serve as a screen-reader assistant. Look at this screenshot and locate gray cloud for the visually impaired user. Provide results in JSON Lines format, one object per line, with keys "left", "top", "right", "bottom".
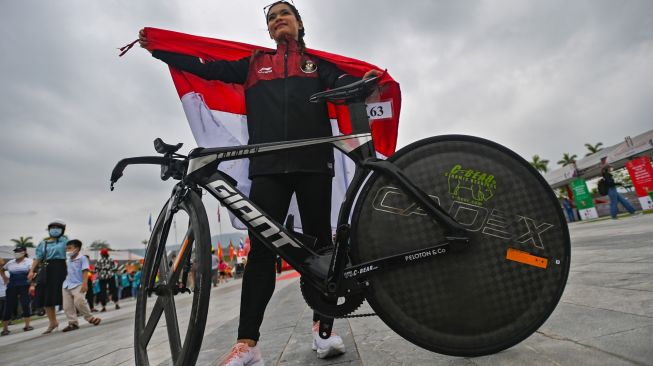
{"left": 1, "top": 0, "right": 652, "bottom": 248}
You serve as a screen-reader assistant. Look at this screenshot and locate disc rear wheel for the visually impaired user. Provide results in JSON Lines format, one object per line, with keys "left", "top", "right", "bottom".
{"left": 351, "top": 135, "right": 570, "bottom": 356}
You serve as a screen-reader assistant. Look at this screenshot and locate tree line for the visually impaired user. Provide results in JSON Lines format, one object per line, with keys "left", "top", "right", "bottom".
{"left": 8, "top": 237, "right": 114, "bottom": 250}
{"left": 529, "top": 142, "right": 633, "bottom": 195}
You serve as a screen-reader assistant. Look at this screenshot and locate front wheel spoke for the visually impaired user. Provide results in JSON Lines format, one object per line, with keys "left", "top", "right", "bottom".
{"left": 141, "top": 296, "right": 165, "bottom": 348}
{"left": 163, "top": 295, "right": 182, "bottom": 362}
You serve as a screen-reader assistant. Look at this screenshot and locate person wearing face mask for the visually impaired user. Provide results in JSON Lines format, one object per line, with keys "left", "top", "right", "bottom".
{"left": 28, "top": 219, "right": 69, "bottom": 334}
{"left": 1, "top": 247, "right": 34, "bottom": 336}
{"left": 61, "top": 240, "right": 101, "bottom": 332}
{"left": 138, "top": 2, "right": 380, "bottom": 363}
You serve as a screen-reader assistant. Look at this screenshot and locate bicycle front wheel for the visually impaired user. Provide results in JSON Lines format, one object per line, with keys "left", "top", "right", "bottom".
{"left": 351, "top": 135, "right": 570, "bottom": 357}
{"left": 134, "top": 188, "right": 212, "bottom": 366}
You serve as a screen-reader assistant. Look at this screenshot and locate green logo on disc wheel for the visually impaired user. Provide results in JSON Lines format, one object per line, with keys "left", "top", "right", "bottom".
{"left": 445, "top": 164, "right": 496, "bottom": 205}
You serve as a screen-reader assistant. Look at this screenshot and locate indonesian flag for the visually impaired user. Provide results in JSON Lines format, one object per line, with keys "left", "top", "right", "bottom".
{"left": 139, "top": 27, "right": 401, "bottom": 229}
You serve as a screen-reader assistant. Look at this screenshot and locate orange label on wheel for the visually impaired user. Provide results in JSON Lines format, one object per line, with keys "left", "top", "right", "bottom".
{"left": 506, "top": 248, "right": 548, "bottom": 269}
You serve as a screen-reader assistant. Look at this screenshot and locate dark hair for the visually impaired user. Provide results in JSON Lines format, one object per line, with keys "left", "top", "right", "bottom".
{"left": 264, "top": 1, "right": 307, "bottom": 61}
{"left": 67, "top": 239, "right": 83, "bottom": 249}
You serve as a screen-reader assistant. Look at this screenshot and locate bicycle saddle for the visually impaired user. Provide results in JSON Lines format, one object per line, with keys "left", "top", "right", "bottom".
{"left": 154, "top": 138, "right": 183, "bottom": 154}
{"left": 309, "top": 75, "right": 380, "bottom": 104}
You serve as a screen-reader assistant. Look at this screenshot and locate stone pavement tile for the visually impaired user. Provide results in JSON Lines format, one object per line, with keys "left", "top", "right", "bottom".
{"left": 539, "top": 302, "right": 653, "bottom": 342}
{"left": 576, "top": 324, "right": 653, "bottom": 366}
{"left": 276, "top": 307, "right": 360, "bottom": 365}
{"left": 570, "top": 263, "right": 653, "bottom": 274}
{"left": 471, "top": 332, "right": 638, "bottom": 366}
{"left": 191, "top": 279, "right": 306, "bottom": 366}
{"left": 562, "top": 284, "right": 653, "bottom": 317}
{"left": 567, "top": 271, "right": 651, "bottom": 291}
{"left": 347, "top": 303, "right": 472, "bottom": 366}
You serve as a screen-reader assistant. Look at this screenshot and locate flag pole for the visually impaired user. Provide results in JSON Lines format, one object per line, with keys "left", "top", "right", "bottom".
{"left": 217, "top": 205, "right": 223, "bottom": 250}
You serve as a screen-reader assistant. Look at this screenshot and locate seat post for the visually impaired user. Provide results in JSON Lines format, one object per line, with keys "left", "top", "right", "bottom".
{"left": 347, "top": 101, "right": 371, "bottom": 134}
{"left": 347, "top": 100, "right": 377, "bottom": 158}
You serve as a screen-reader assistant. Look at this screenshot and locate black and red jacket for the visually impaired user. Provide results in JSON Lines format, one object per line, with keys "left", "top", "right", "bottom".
{"left": 153, "top": 39, "right": 358, "bottom": 177}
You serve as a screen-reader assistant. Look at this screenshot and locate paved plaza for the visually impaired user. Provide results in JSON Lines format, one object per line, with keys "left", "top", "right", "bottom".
{"left": 0, "top": 214, "right": 651, "bottom": 365}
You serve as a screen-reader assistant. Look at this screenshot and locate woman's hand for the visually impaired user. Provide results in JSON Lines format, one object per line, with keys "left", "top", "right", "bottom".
{"left": 139, "top": 28, "right": 152, "bottom": 53}
{"left": 80, "top": 283, "right": 88, "bottom": 294}
{"left": 363, "top": 69, "right": 382, "bottom": 79}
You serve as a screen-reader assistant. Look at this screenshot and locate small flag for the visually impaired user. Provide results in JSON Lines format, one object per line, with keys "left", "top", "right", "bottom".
{"left": 148, "top": 213, "right": 152, "bottom": 232}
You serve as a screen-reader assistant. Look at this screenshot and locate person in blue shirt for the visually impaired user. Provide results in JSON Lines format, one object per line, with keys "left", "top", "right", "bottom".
{"left": 28, "top": 219, "right": 69, "bottom": 334}
{"left": 120, "top": 270, "right": 131, "bottom": 299}
{"left": 61, "top": 240, "right": 101, "bottom": 332}
{"left": 1, "top": 247, "right": 34, "bottom": 336}
{"left": 131, "top": 270, "right": 141, "bottom": 298}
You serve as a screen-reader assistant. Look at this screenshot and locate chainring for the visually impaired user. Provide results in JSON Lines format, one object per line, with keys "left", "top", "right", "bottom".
{"left": 300, "top": 277, "right": 365, "bottom": 318}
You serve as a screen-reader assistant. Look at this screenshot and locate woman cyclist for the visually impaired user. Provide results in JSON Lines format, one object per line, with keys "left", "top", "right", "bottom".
{"left": 139, "top": 2, "right": 379, "bottom": 364}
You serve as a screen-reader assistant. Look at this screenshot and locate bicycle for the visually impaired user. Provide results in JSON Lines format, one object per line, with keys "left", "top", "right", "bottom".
{"left": 111, "top": 76, "right": 570, "bottom": 366}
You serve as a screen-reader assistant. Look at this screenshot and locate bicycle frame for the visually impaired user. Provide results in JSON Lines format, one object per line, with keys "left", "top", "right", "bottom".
{"left": 183, "top": 130, "right": 470, "bottom": 294}
{"left": 111, "top": 79, "right": 470, "bottom": 296}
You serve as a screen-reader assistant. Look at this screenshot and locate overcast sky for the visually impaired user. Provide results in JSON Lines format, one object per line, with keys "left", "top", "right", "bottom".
{"left": 1, "top": 0, "right": 652, "bottom": 249}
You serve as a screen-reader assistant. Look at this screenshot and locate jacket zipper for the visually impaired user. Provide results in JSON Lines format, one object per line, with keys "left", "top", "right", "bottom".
{"left": 283, "top": 47, "right": 289, "bottom": 173}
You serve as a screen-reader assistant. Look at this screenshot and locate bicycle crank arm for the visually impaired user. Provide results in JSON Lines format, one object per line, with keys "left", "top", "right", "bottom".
{"left": 343, "top": 240, "right": 467, "bottom": 281}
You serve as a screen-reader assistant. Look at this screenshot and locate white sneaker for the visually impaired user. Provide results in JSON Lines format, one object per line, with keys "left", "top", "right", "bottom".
{"left": 219, "top": 343, "right": 264, "bottom": 366}
{"left": 312, "top": 322, "right": 346, "bottom": 359}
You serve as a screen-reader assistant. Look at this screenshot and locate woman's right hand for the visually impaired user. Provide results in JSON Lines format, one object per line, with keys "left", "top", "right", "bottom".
{"left": 139, "top": 28, "right": 152, "bottom": 53}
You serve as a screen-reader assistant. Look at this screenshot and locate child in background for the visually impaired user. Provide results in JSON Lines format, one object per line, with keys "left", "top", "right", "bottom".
{"left": 61, "top": 240, "right": 101, "bottom": 331}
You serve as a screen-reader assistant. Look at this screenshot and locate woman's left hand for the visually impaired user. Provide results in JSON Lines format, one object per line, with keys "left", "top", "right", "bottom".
{"left": 80, "top": 283, "right": 88, "bottom": 294}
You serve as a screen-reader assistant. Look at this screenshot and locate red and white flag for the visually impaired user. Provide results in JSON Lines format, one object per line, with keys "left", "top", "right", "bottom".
{"left": 140, "top": 27, "right": 402, "bottom": 229}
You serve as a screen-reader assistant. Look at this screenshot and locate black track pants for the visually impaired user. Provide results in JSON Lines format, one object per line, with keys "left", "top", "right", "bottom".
{"left": 237, "top": 173, "right": 333, "bottom": 341}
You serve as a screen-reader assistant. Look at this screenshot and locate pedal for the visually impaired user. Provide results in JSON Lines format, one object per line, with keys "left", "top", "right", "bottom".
{"left": 175, "top": 283, "right": 192, "bottom": 294}
{"left": 318, "top": 316, "right": 334, "bottom": 339}
{"left": 151, "top": 284, "right": 172, "bottom": 296}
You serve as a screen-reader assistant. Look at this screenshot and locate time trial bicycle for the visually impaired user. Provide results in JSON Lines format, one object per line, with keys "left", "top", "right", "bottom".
{"left": 110, "top": 76, "right": 570, "bottom": 366}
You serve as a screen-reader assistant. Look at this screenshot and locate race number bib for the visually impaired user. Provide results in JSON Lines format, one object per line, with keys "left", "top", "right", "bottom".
{"left": 366, "top": 101, "right": 393, "bottom": 121}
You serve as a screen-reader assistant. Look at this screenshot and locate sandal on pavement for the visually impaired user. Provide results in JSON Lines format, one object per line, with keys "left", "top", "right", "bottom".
{"left": 42, "top": 323, "right": 59, "bottom": 334}
{"left": 62, "top": 323, "right": 79, "bottom": 332}
{"left": 23, "top": 326, "right": 34, "bottom": 332}
{"left": 1, "top": 329, "right": 9, "bottom": 336}
{"left": 89, "top": 317, "right": 102, "bottom": 326}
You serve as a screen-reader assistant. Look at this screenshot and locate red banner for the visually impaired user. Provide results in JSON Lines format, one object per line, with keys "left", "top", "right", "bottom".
{"left": 625, "top": 156, "right": 653, "bottom": 197}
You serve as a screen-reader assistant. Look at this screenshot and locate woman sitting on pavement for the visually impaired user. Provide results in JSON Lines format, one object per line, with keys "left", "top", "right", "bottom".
{"left": 1, "top": 246, "right": 34, "bottom": 336}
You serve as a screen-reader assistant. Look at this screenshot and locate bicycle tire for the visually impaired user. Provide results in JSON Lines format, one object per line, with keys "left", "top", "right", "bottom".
{"left": 350, "top": 135, "right": 570, "bottom": 357}
{"left": 134, "top": 189, "right": 212, "bottom": 366}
